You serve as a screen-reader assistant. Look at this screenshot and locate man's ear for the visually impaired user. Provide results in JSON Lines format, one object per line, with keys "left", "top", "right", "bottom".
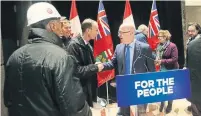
{"left": 87, "top": 28, "right": 90, "bottom": 33}
{"left": 46, "top": 21, "right": 56, "bottom": 32}
{"left": 49, "top": 21, "right": 56, "bottom": 31}
{"left": 46, "top": 21, "right": 63, "bottom": 37}
{"left": 130, "top": 28, "right": 135, "bottom": 35}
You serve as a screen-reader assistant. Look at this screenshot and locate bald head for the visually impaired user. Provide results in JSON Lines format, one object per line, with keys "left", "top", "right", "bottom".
{"left": 118, "top": 23, "right": 135, "bottom": 44}
{"left": 120, "top": 23, "right": 135, "bottom": 32}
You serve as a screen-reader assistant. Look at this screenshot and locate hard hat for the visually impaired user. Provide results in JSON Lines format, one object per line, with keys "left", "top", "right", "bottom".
{"left": 27, "top": 2, "right": 61, "bottom": 26}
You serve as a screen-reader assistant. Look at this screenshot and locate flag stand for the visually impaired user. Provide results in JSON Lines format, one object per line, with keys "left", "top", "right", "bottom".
{"left": 106, "top": 81, "right": 110, "bottom": 116}
{"left": 106, "top": 81, "right": 109, "bottom": 105}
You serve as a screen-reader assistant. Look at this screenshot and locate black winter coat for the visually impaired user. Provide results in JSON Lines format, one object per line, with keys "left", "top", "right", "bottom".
{"left": 187, "top": 34, "right": 201, "bottom": 102}
{"left": 67, "top": 36, "right": 98, "bottom": 107}
{"left": 4, "top": 28, "right": 91, "bottom": 116}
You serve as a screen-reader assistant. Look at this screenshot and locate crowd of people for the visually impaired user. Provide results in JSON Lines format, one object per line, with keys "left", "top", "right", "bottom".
{"left": 3, "top": 2, "right": 201, "bottom": 116}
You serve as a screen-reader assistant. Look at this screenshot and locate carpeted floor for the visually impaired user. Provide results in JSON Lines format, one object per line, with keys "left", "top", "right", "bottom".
{"left": 91, "top": 99, "right": 192, "bottom": 116}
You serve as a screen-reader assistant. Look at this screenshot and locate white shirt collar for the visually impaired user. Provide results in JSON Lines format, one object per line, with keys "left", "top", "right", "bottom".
{"left": 82, "top": 35, "right": 89, "bottom": 45}
{"left": 127, "top": 39, "right": 135, "bottom": 48}
{"left": 83, "top": 39, "right": 89, "bottom": 45}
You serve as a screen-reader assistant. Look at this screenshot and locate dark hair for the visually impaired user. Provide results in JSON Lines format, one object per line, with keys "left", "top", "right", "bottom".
{"left": 81, "top": 21, "right": 92, "bottom": 33}
{"left": 29, "top": 17, "right": 59, "bottom": 29}
{"left": 188, "top": 22, "right": 201, "bottom": 34}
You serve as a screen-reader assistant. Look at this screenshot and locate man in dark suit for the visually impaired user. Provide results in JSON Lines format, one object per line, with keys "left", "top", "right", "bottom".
{"left": 67, "top": 18, "right": 104, "bottom": 108}
{"left": 102, "top": 23, "right": 155, "bottom": 116}
{"left": 186, "top": 34, "right": 201, "bottom": 116}
{"left": 184, "top": 22, "right": 201, "bottom": 113}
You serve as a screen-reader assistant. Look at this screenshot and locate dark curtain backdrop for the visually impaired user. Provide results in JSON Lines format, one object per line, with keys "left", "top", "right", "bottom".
{"left": 1, "top": 1, "right": 184, "bottom": 102}
{"left": 52, "top": 1, "right": 185, "bottom": 101}
{"left": 52, "top": 1, "right": 184, "bottom": 68}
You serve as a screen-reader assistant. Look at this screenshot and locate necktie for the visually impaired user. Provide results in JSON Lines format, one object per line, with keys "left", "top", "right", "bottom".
{"left": 125, "top": 45, "right": 130, "bottom": 74}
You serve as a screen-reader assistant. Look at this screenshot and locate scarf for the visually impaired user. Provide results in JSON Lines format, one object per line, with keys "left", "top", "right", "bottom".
{"left": 156, "top": 40, "right": 170, "bottom": 71}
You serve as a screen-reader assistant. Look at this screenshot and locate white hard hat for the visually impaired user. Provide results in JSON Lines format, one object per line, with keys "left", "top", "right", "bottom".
{"left": 27, "top": 2, "right": 61, "bottom": 26}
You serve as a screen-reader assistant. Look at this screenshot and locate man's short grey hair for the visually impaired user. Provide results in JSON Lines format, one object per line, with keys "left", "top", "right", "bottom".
{"left": 120, "top": 22, "right": 135, "bottom": 28}
{"left": 81, "top": 18, "right": 98, "bottom": 33}
{"left": 138, "top": 24, "right": 148, "bottom": 32}
{"left": 119, "top": 22, "right": 135, "bottom": 32}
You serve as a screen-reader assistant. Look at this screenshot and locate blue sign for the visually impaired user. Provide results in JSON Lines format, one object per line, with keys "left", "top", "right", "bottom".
{"left": 116, "top": 69, "right": 191, "bottom": 107}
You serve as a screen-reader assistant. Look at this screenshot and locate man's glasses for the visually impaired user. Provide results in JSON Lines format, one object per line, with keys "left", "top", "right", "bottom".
{"left": 118, "top": 31, "right": 130, "bottom": 35}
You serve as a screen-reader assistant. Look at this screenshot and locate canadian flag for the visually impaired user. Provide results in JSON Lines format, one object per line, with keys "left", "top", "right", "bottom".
{"left": 70, "top": 0, "right": 82, "bottom": 37}
{"left": 123, "top": 0, "right": 135, "bottom": 29}
{"left": 124, "top": 1, "right": 137, "bottom": 115}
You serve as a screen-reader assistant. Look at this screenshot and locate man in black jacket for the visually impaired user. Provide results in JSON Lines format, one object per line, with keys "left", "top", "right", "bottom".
{"left": 184, "top": 22, "right": 201, "bottom": 114}
{"left": 67, "top": 18, "right": 104, "bottom": 107}
{"left": 4, "top": 2, "right": 91, "bottom": 116}
{"left": 186, "top": 33, "right": 201, "bottom": 116}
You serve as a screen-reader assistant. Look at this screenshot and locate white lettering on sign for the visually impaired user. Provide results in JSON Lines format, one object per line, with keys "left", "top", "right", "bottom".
{"left": 135, "top": 80, "right": 154, "bottom": 89}
{"left": 135, "top": 77, "right": 175, "bottom": 98}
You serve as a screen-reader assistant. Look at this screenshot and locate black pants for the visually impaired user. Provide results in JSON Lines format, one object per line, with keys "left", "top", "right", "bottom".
{"left": 117, "top": 104, "right": 147, "bottom": 116}
{"left": 159, "top": 100, "right": 173, "bottom": 112}
{"left": 191, "top": 102, "right": 201, "bottom": 116}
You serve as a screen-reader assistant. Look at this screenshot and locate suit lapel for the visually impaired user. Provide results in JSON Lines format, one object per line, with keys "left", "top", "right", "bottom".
{"left": 119, "top": 44, "right": 126, "bottom": 74}
{"left": 87, "top": 44, "right": 95, "bottom": 63}
{"left": 78, "top": 36, "right": 95, "bottom": 63}
{"left": 132, "top": 41, "right": 141, "bottom": 73}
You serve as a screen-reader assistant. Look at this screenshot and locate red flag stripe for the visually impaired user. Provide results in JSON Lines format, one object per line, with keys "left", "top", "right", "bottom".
{"left": 149, "top": 10, "right": 158, "bottom": 36}
{"left": 70, "top": 0, "right": 78, "bottom": 20}
{"left": 123, "top": 0, "right": 132, "bottom": 19}
{"left": 98, "top": 11, "right": 106, "bottom": 19}
{"left": 147, "top": 0, "right": 160, "bottom": 50}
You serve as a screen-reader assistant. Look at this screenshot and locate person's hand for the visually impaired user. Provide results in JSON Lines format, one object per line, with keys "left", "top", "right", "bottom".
{"left": 97, "top": 63, "right": 104, "bottom": 72}
{"left": 110, "top": 82, "right": 116, "bottom": 87}
{"left": 95, "top": 62, "right": 102, "bottom": 65}
{"left": 154, "top": 60, "right": 161, "bottom": 66}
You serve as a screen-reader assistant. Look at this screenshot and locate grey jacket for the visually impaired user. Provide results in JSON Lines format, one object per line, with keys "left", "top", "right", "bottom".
{"left": 103, "top": 40, "right": 155, "bottom": 75}
{"left": 135, "top": 30, "right": 148, "bottom": 44}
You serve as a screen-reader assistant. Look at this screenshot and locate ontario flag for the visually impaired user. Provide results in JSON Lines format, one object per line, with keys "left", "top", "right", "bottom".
{"left": 147, "top": 0, "right": 160, "bottom": 51}
{"left": 148, "top": 0, "right": 160, "bottom": 71}
{"left": 123, "top": 0, "right": 135, "bottom": 29}
{"left": 94, "top": 1, "right": 114, "bottom": 87}
{"left": 70, "top": 0, "right": 82, "bottom": 37}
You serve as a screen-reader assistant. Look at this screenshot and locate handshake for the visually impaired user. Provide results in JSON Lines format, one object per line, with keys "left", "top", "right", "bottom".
{"left": 95, "top": 62, "right": 104, "bottom": 72}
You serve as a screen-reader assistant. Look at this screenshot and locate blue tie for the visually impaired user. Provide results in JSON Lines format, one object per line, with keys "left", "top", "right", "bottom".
{"left": 125, "top": 45, "right": 130, "bottom": 74}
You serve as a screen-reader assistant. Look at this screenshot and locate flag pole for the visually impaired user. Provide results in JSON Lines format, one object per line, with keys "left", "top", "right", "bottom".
{"left": 106, "top": 81, "right": 109, "bottom": 104}
{"left": 106, "top": 81, "right": 110, "bottom": 115}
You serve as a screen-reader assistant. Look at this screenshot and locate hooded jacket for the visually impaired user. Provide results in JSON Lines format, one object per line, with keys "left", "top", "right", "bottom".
{"left": 135, "top": 30, "right": 148, "bottom": 44}
{"left": 4, "top": 28, "right": 92, "bottom": 116}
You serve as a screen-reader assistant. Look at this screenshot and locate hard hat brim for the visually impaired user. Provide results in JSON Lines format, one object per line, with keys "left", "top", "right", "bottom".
{"left": 27, "top": 16, "right": 67, "bottom": 26}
